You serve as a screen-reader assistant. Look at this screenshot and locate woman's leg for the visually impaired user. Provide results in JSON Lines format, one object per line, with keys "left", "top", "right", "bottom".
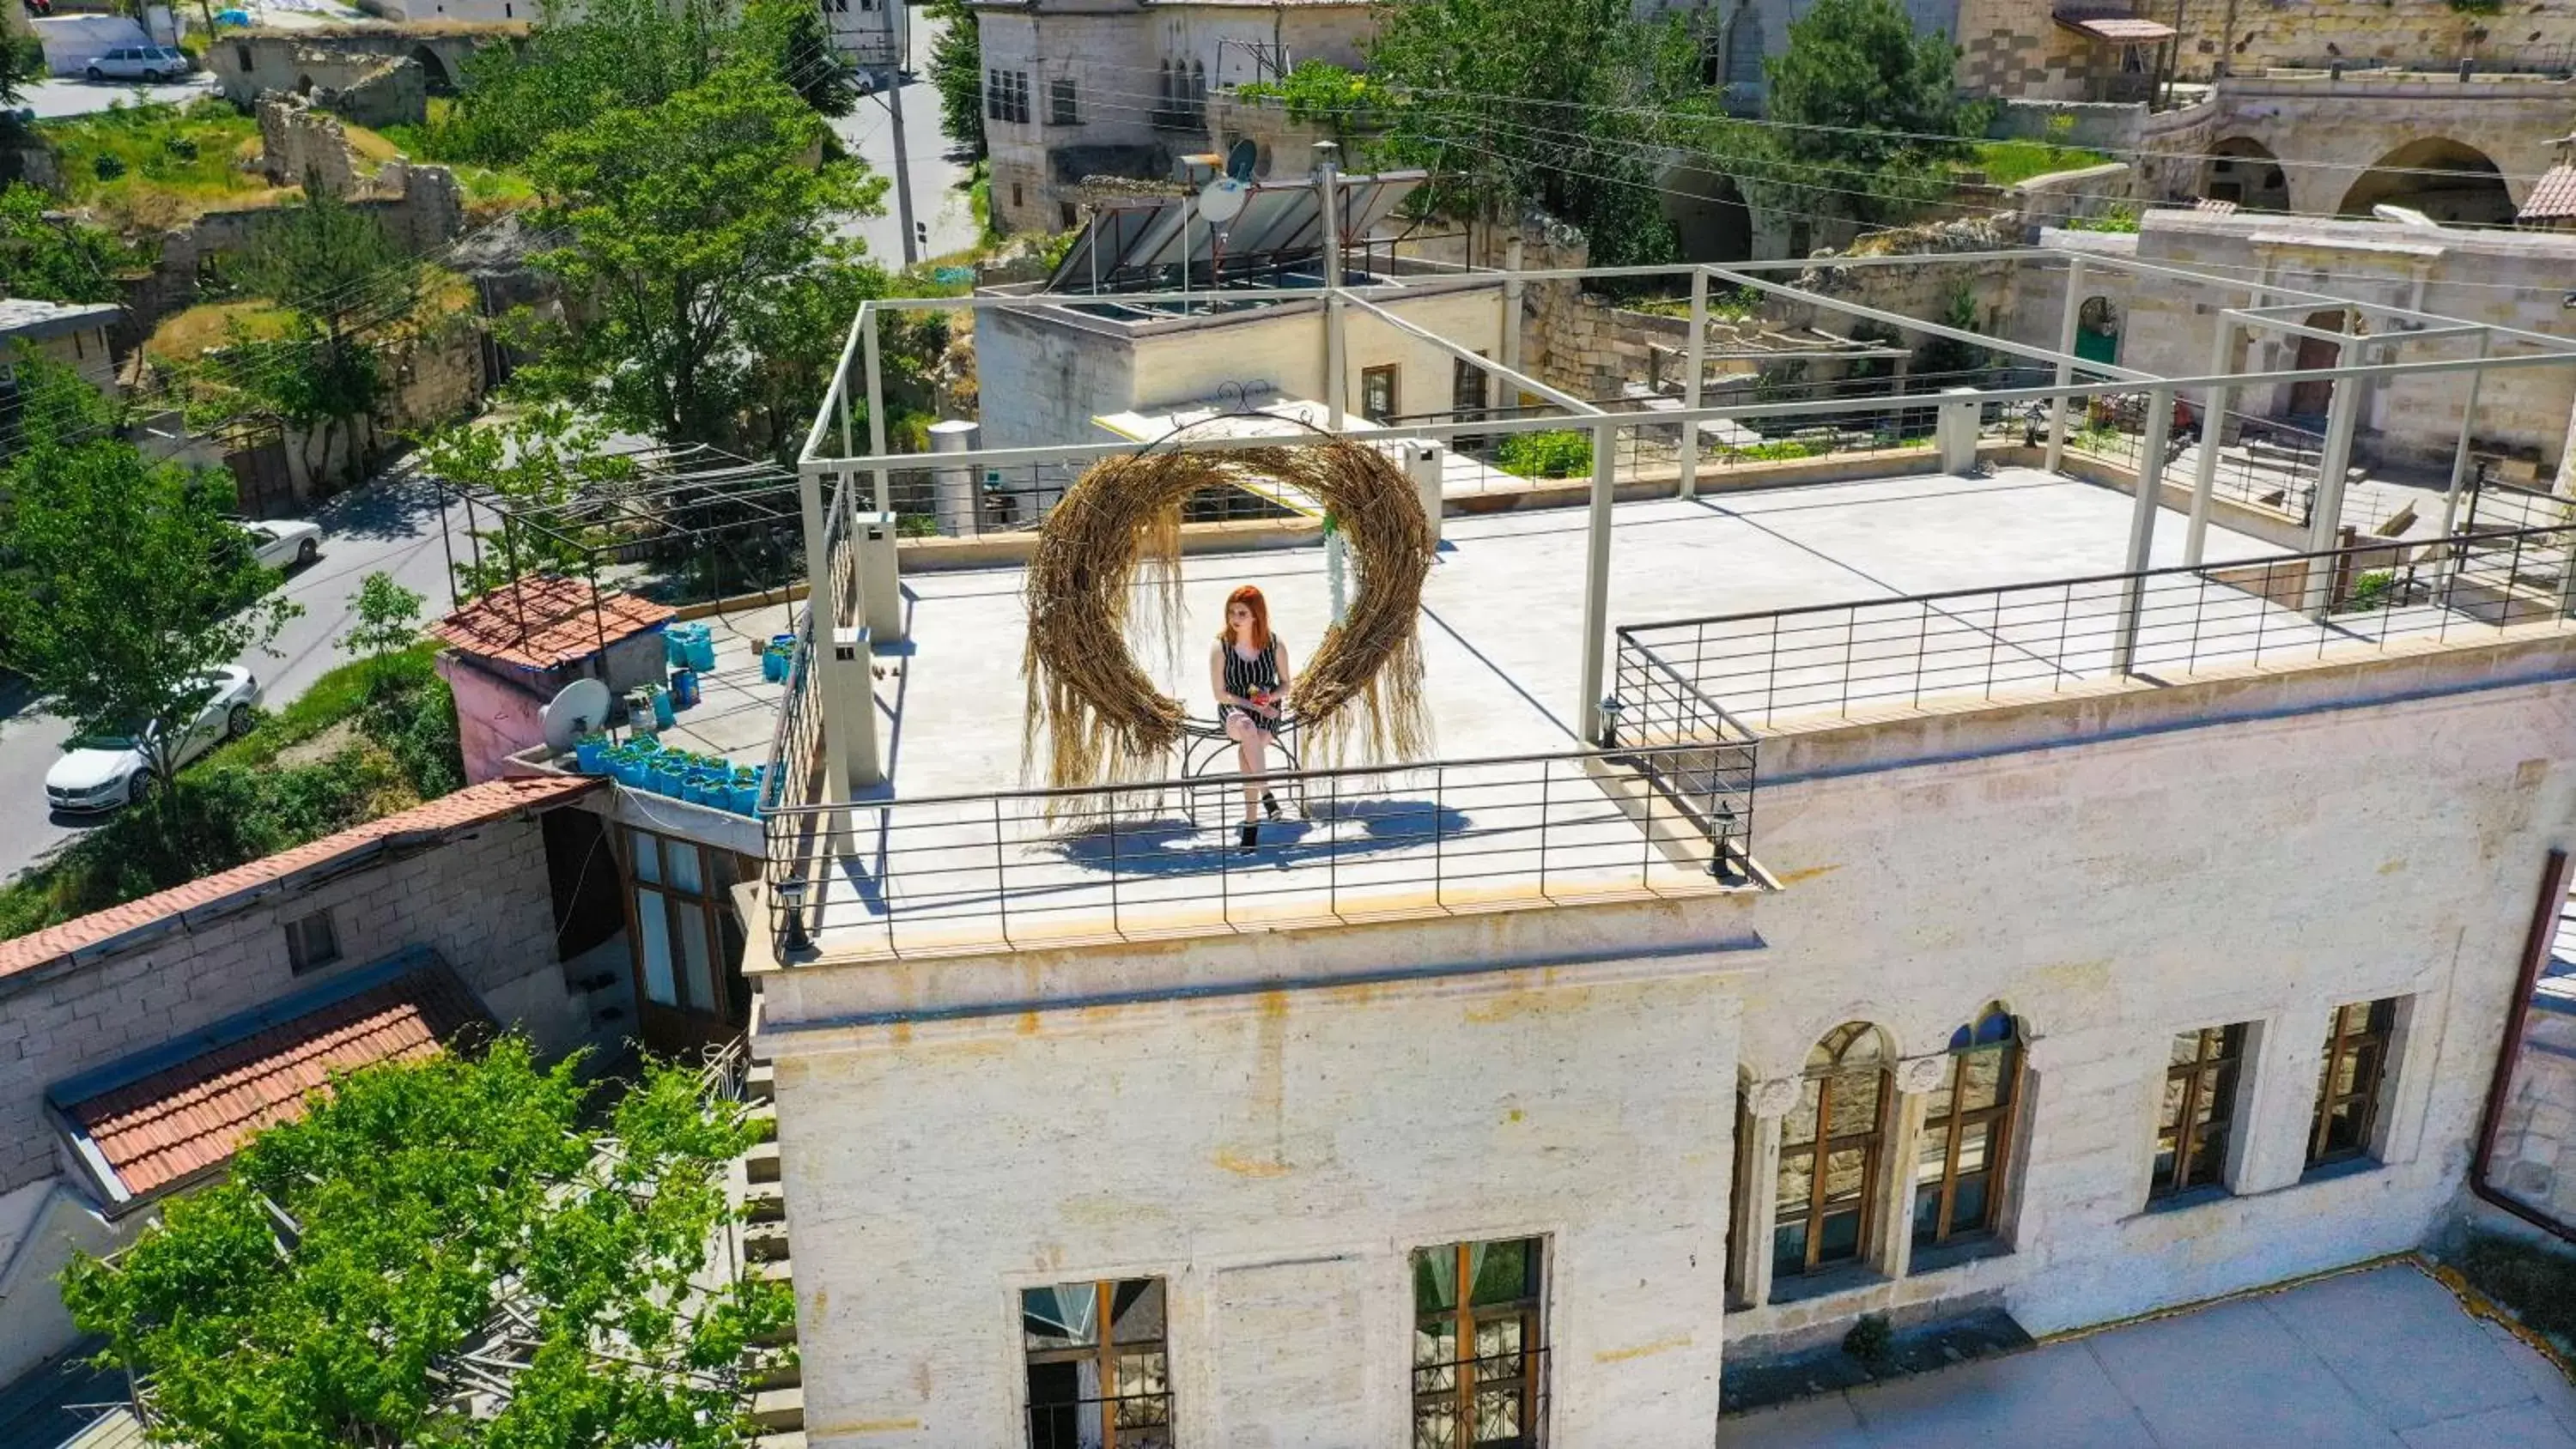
{"left": 1230, "top": 716, "right": 1273, "bottom": 819}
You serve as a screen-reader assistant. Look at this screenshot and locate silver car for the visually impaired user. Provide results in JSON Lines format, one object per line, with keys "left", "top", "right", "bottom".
{"left": 86, "top": 45, "right": 193, "bottom": 83}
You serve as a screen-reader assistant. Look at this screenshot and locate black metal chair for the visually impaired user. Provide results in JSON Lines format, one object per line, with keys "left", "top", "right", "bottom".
{"left": 1176, "top": 712, "right": 1306, "bottom": 826}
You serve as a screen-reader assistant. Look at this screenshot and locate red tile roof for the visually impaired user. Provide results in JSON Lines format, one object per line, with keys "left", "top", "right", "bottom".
{"left": 58, "top": 963, "right": 490, "bottom": 1199}
{"left": 430, "top": 575, "right": 674, "bottom": 673}
{"left": 2520, "top": 164, "right": 2576, "bottom": 222}
{"left": 0, "top": 776, "right": 599, "bottom": 982}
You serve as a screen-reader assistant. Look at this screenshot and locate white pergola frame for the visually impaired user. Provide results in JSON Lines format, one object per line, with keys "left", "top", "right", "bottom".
{"left": 791, "top": 222, "right": 2576, "bottom": 801}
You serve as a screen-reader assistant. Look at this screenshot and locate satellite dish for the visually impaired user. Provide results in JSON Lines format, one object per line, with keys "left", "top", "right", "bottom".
{"left": 542, "top": 677, "right": 613, "bottom": 755}
{"left": 1199, "top": 176, "right": 1249, "bottom": 226}
{"left": 1225, "top": 137, "right": 1259, "bottom": 184}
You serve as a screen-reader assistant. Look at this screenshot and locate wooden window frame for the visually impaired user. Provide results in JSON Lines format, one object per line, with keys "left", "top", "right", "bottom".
{"left": 1411, "top": 1238, "right": 1544, "bottom": 1449}
{"left": 1361, "top": 363, "right": 1400, "bottom": 424}
{"left": 2152, "top": 1023, "right": 2247, "bottom": 1199}
{"left": 1022, "top": 1277, "right": 1171, "bottom": 1449}
{"left": 2307, "top": 998, "right": 2397, "bottom": 1168}
{"left": 1049, "top": 76, "right": 1078, "bottom": 127}
{"left": 1776, "top": 1024, "right": 1889, "bottom": 1278}
{"left": 1916, "top": 1011, "right": 2019, "bottom": 1249}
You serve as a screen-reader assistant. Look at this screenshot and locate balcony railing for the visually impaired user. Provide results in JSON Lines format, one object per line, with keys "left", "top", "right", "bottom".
{"left": 761, "top": 742, "right": 1759, "bottom": 959}
{"left": 1615, "top": 520, "right": 2576, "bottom": 731}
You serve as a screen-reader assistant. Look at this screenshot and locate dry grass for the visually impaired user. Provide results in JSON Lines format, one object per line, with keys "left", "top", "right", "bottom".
{"left": 1021, "top": 433, "right": 1433, "bottom": 798}
{"left": 144, "top": 299, "right": 297, "bottom": 363}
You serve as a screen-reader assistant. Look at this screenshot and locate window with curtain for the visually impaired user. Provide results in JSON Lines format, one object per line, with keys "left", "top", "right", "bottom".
{"left": 1412, "top": 1238, "right": 1544, "bottom": 1449}
{"left": 2308, "top": 998, "right": 2397, "bottom": 1168}
{"left": 1775, "top": 1022, "right": 1890, "bottom": 1280}
{"left": 1916, "top": 1006, "right": 2019, "bottom": 1249}
{"left": 1023, "top": 1277, "right": 1171, "bottom": 1449}
{"left": 2153, "top": 1023, "right": 2248, "bottom": 1199}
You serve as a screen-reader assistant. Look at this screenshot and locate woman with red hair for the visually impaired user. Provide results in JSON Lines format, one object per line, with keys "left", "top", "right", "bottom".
{"left": 1208, "top": 584, "right": 1294, "bottom": 851}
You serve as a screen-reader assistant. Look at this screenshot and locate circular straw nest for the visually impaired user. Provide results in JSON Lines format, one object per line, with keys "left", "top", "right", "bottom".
{"left": 1023, "top": 429, "right": 1434, "bottom": 794}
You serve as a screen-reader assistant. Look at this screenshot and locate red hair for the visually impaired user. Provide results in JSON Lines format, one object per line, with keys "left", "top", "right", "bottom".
{"left": 1218, "top": 585, "right": 1271, "bottom": 651}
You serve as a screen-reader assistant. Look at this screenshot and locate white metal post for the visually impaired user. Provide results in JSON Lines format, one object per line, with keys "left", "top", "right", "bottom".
{"left": 2185, "top": 318, "right": 2237, "bottom": 565}
{"left": 797, "top": 462, "right": 849, "bottom": 805}
{"left": 1577, "top": 419, "right": 1619, "bottom": 742}
{"left": 863, "top": 306, "right": 890, "bottom": 518}
{"left": 1316, "top": 144, "right": 1346, "bottom": 430}
{"left": 2302, "top": 318, "right": 2365, "bottom": 618}
{"left": 2112, "top": 385, "right": 2176, "bottom": 676}
{"left": 1500, "top": 233, "right": 1525, "bottom": 410}
{"left": 1680, "top": 266, "right": 1708, "bottom": 500}
{"left": 2438, "top": 330, "right": 2491, "bottom": 540}
{"left": 2045, "top": 257, "right": 2086, "bottom": 474}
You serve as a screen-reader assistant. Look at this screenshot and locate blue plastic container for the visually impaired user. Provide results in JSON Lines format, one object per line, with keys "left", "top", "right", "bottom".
{"left": 685, "top": 634, "right": 717, "bottom": 672}
{"left": 650, "top": 688, "right": 677, "bottom": 731}
{"left": 760, "top": 646, "right": 785, "bottom": 684}
{"left": 574, "top": 736, "right": 609, "bottom": 773}
{"left": 670, "top": 669, "right": 701, "bottom": 711}
{"left": 611, "top": 753, "right": 646, "bottom": 787}
{"left": 732, "top": 779, "right": 761, "bottom": 815}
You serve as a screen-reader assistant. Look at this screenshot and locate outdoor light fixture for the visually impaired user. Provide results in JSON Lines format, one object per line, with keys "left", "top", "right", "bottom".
{"left": 775, "top": 878, "right": 812, "bottom": 955}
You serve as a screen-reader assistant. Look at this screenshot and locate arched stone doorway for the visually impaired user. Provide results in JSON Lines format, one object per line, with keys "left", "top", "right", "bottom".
{"left": 1661, "top": 164, "right": 1753, "bottom": 264}
{"left": 2287, "top": 309, "right": 2344, "bottom": 421}
{"left": 410, "top": 45, "right": 454, "bottom": 96}
{"left": 2205, "top": 136, "right": 2288, "bottom": 211}
{"left": 2076, "top": 295, "right": 2121, "bottom": 367}
{"left": 2336, "top": 138, "right": 2516, "bottom": 225}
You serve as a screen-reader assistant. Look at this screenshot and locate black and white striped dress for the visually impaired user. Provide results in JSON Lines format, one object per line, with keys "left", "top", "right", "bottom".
{"left": 1221, "top": 639, "right": 1284, "bottom": 731}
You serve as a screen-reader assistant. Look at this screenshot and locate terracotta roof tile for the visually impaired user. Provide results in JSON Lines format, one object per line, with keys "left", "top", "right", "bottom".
{"left": 430, "top": 575, "right": 674, "bottom": 672}
{"left": 0, "top": 776, "right": 600, "bottom": 981}
{"left": 2521, "top": 164, "right": 2576, "bottom": 222}
{"left": 58, "top": 964, "right": 490, "bottom": 1198}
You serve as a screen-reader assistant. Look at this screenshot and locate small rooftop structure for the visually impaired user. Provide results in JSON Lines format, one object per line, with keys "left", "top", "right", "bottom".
{"left": 0, "top": 299, "right": 119, "bottom": 342}
{"left": 2518, "top": 164, "right": 2576, "bottom": 226}
{"left": 47, "top": 947, "right": 489, "bottom": 1209}
{"left": 431, "top": 575, "right": 675, "bottom": 675}
{"left": 2050, "top": 6, "right": 2177, "bottom": 42}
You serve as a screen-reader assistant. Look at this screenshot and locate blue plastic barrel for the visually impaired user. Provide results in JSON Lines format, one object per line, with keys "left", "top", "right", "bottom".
{"left": 650, "top": 688, "right": 677, "bottom": 731}
{"left": 670, "top": 669, "right": 700, "bottom": 710}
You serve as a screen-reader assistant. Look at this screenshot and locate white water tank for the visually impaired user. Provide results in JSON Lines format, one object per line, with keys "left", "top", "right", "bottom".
{"left": 927, "top": 419, "right": 980, "bottom": 537}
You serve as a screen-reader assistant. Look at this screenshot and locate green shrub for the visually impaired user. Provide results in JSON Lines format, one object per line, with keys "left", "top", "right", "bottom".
{"left": 1493, "top": 429, "right": 1594, "bottom": 480}
{"left": 1842, "top": 1313, "right": 1894, "bottom": 1362}
{"left": 2452, "top": 1232, "right": 2576, "bottom": 1349}
{"left": 161, "top": 135, "right": 197, "bottom": 162}
{"left": 92, "top": 153, "right": 125, "bottom": 182}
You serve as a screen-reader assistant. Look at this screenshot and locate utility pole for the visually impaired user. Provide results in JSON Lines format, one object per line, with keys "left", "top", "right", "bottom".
{"left": 884, "top": 1, "right": 920, "bottom": 266}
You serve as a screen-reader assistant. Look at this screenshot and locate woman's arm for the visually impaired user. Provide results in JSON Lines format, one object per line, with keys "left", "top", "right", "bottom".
{"left": 1271, "top": 638, "right": 1294, "bottom": 712}
{"left": 1209, "top": 642, "right": 1240, "bottom": 710}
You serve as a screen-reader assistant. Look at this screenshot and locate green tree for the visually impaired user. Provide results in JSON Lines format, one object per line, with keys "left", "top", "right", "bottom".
{"left": 1346, "top": 0, "right": 1713, "bottom": 268}
{"left": 0, "top": 366, "right": 299, "bottom": 802}
{"left": 922, "top": 0, "right": 984, "bottom": 160}
{"left": 416, "top": 405, "right": 640, "bottom": 598}
{"left": 218, "top": 182, "right": 426, "bottom": 487}
{"left": 521, "top": 70, "right": 883, "bottom": 446}
{"left": 759, "top": 0, "right": 860, "bottom": 119}
{"left": 0, "top": 184, "right": 134, "bottom": 302}
{"left": 1745, "top": 0, "right": 1976, "bottom": 233}
{"left": 338, "top": 570, "right": 425, "bottom": 664}
{"left": 64, "top": 1040, "right": 793, "bottom": 1448}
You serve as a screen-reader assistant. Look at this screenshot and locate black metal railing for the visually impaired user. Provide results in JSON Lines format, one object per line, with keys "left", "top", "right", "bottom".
{"left": 1605, "top": 628, "right": 1760, "bottom": 876}
{"left": 762, "top": 742, "right": 1759, "bottom": 958}
{"left": 2063, "top": 404, "right": 2326, "bottom": 526}
{"left": 1616, "top": 520, "right": 2576, "bottom": 731}
{"left": 1027, "top": 1391, "right": 1176, "bottom": 1448}
{"left": 1408, "top": 1346, "right": 1551, "bottom": 1449}
{"left": 874, "top": 462, "right": 1301, "bottom": 541}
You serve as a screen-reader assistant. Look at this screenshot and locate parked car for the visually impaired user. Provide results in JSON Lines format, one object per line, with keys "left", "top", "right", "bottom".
{"left": 85, "top": 45, "right": 194, "bottom": 82}
{"left": 240, "top": 518, "right": 322, "bottom": 571}
{"left": 44, "top": 666, "right": 262, "bottom": 813}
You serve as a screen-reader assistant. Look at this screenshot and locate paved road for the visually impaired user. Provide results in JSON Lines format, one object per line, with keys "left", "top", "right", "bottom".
{"left": 18, "top": 74, "right": 219, "bottom": 119}
{"left": 0, "top": 464, "right": 472, "bottom": 884}
{"left": 829, "top": 9, "right": 979, "bottom": 266}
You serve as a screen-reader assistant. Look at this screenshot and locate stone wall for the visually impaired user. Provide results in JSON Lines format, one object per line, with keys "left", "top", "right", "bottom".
{"left": 210, "top": 27, "right": 495, "bottom": 111}
{"left": 258, "top": 95, "right": 356, "bottom": 195}
{"left": 2488, "top": 1007, "right": 2576, "bottom": 1231}
{"left": 761, "top": 641, "right": 2576, "bottom": 1445}
{"left": 0, "top": 811, "right": 586, "bottom": 1200}
{"left": 2167, "top": 0, "right": 2576, "bottom": 79}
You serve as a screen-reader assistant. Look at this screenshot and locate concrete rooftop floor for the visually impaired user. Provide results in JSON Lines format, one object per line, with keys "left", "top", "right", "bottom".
{"left": 1722, "top": 1262, "right": 2576, "bottom": 1449}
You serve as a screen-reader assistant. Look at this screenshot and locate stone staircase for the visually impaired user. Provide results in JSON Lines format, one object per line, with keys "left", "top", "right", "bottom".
{"left": 732, "top": 1058, "right": 805, "bottom": 1449}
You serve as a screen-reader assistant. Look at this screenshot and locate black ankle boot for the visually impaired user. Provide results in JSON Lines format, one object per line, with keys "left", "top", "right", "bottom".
{"left": 1261, "top": 791, "right": 1282, "bottom": 821}
{"left": 1238, "top": 822, "right": 1259, "bottom": 852}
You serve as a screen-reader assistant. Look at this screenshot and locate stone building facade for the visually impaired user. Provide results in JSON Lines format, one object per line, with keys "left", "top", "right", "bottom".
{"left": 754, "top": 627, "right": 2576, "bottom": 1445}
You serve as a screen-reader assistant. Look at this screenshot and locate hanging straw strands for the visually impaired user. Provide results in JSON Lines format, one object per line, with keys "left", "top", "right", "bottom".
{"left": 1022, "top": 430, "right": 1434, "bottom": 797}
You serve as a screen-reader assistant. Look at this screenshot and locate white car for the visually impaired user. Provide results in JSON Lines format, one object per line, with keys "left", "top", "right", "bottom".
{"left": 85, "top": 45, "right": 194, "bottom": 83}
{"left": 45, "top": 666, "right": 262, "bottom": 813}
{"left": 241, "top": 518, "right": 322, "bottom": 571}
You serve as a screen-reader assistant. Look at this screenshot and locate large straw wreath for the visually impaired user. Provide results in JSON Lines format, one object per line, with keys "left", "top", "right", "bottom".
{"left": 1023, "top": 428, "right": 1434, "bottom": 792}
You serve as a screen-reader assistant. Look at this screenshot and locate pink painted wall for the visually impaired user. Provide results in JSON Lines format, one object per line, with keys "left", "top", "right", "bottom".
{"left": 437, "top": 655, "right": 545, "bottom": 784}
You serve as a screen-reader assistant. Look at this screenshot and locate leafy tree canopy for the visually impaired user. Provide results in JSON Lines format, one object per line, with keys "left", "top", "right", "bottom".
{"left": 64, "top": 1040, "right": 792, "bottom": 1449}
{"left": 1746, "top": 0, "right": 1978, "bottom": 230}
{"left": 922, "top": 0, "right": 984, "bottom": 161}
{"left": 518, "top": 70, "right": 884, "bottom": 448}
{"left": 0, "top": 360, "right": 298, "bottom": 794}
{"left": 0, "top": 184, "right": 135, "bottom": 302}
{"left": 415, "top": 404, "right": 641, "bottom": 598}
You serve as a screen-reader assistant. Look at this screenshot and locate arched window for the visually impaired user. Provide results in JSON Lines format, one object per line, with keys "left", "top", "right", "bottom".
{"left": 1775, "top": 1022, "right": 1889, "bottom": 1280}
{"left": 1158, "top": 60, "right": 1172, "bottom": 111}
{"left": 1917, "top": 1005, "right": 2020, "bottom": 1249}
